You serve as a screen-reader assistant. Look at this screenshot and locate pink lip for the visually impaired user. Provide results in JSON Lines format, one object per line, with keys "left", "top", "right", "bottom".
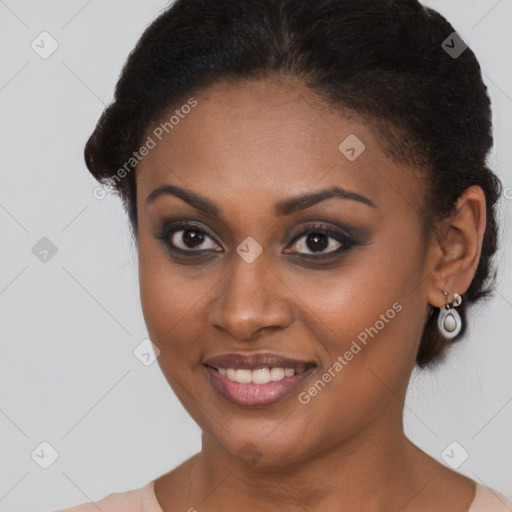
{"left": 203, "top": 352, "right": 317, "bottom": 408}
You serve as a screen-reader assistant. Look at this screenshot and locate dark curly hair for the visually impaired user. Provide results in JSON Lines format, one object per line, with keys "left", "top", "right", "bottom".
{"left": 84, "top": 0, "right": 502, "bottom": 369}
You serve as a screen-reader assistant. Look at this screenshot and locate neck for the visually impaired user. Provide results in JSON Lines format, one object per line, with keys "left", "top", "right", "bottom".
{"left": 188, "top": 405, "right": 433, "bottom": 512}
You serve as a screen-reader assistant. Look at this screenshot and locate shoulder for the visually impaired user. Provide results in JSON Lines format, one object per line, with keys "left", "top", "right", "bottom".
{"left": 53, "top": 480, "right": 161, "bottom": 512}
{"left": 468, "top": 483, "right": 512, "bottom": 512}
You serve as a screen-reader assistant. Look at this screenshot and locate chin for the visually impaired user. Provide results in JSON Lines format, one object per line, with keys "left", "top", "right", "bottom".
{"left": 210, "top": 427, "right": 318, "bottom": 470}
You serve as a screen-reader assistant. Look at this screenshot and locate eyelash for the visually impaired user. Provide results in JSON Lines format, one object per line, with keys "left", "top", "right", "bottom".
{"left": 155, "top": 221, "right": 358, "bottom": 260}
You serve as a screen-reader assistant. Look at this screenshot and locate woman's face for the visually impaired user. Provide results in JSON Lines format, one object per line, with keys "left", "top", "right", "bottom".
{"left": 136, "top": 77, "right": 434, "bottom": 467}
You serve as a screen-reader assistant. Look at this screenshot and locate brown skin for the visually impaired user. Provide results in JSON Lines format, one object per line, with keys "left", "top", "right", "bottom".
{"left": 135, "top": 76, "right": 486, "bottom": 512}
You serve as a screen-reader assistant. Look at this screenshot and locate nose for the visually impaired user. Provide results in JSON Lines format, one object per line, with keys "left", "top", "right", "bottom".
{"left": 208, "top": 252, "right": 293, "bottom": 341}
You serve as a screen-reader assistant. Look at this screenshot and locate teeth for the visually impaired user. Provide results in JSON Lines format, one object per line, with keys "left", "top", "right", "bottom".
{"left": 270, "top": 368, "right": 285, "bottom": 381}
{"left": 235, "top": 369, "right": 252, "bottom": 384}
{"left": 217, "top": 367, "right": 301, "bottom": 384}
{"left": 252, "top": 368, "right": 271, "bottom": 384}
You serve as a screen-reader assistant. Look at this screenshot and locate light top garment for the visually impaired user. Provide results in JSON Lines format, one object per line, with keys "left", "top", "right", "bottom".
{"left": 54, "top": 481, "right": 512, "bottom": 512}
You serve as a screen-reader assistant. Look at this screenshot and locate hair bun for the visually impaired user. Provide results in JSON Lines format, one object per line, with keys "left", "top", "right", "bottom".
{"left": 390, "top": 0, "right": 423, "bottom": 10}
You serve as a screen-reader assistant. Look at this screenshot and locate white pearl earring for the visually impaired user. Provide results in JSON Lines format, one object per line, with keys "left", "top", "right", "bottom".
{"left": 438, "top": 291, "right": 462, "bottom": 339}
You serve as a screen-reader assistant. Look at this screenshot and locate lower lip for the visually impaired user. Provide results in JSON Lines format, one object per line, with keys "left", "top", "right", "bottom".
{"left": 205, "top": 366, "right": 316, "bottom": 408}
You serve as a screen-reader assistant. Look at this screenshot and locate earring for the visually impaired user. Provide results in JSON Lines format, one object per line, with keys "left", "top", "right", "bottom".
{"left": 437, "top": 291, "right": 462, "bottom": 339}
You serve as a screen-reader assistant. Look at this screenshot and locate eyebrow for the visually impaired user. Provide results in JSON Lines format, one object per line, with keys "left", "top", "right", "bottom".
{"left": 144, "top": 184, "right": 377, "bottom": 216}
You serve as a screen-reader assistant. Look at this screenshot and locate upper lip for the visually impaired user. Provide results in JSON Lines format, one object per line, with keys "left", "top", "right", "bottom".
{"left": 203, "top": 352, "right": 317, "bottom": 371}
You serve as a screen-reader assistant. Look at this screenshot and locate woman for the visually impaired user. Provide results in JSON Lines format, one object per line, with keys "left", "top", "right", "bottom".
{"left": 57, "top": 0, "right": 511, "bottom": 510}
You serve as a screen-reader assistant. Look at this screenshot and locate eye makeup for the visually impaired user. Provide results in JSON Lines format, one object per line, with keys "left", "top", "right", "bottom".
{"left": 153, "top": 217, "right": 372, "bottom": 265}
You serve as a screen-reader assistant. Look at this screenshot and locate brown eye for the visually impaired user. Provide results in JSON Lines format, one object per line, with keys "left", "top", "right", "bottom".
{"left": 169, "top": 228, "right": 219, "bottom": 251}
{"left": 284, "top": 223, "right": 356, "bottom": 257}
{"left": 155, "top": 222, "right": 222, "bottom": 255}
{"left": 292, "top": 231, "right": 338, "bottom": 254}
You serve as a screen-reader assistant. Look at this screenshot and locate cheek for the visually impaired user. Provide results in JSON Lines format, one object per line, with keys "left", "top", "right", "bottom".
{"left": 138, "top": 264, "right": 211, "bottom": 419}
{"left": 138, "top": 239, "right": 208, "bottom": 365}
{"left": 288, "top": 229, "right": 425, "bottom": 345}
{"left": 289, "top": 229, "right": 427, "bottom": 399}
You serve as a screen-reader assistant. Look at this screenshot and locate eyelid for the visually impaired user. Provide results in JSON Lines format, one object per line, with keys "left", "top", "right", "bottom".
{"left": 157, "top": 216, "right": 227, "bottom": 240}
{"left": 155, "top": 220, "right": 223, "bottom": 253}
{"left": 156, "top": 219, "right": 360, "bottom": 259}
{"left": 288, "top": 222, "right": 354, "bottom": 243}
{"left": 284, "top": 222, "right": 356, "bottom": 256}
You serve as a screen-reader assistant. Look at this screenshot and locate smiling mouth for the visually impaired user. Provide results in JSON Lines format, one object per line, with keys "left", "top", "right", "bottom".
{"left": 209, "top": 366, "right": 310, "bottom": 384}
{"left": 203, "top": 352, "right": 317, "bottom": 407}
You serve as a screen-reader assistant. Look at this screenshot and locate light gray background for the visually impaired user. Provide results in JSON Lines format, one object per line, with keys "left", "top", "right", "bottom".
{"left": 0, "top": 1, "right": 511, "bottom": 511}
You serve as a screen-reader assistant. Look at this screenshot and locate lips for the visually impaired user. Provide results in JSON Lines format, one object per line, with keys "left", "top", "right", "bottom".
{"left": 204, "top": 352, "right": 314, "bottom": 371}
{"left": 203, "top": 352, "right": 317, "bottom": 408}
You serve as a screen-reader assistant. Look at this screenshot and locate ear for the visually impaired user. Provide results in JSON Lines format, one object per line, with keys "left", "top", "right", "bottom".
{"left": 426, "top": 185, "right": 487, "bottom": 308}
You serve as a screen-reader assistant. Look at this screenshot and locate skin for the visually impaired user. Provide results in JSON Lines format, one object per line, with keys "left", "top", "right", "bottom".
{"left": 135, "top": 76, "right": 487, "bottom": 512}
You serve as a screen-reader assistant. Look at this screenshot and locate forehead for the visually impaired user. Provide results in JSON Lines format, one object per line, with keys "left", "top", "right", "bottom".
{"left": 136, "top": 77, "right": 422, "bottom": 220}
